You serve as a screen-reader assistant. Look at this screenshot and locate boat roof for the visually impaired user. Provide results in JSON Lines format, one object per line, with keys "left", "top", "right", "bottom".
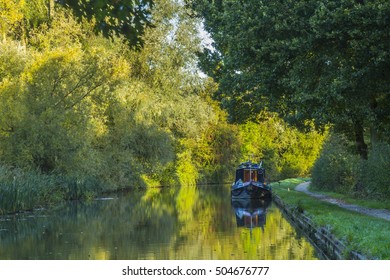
{"left": 237, "top": 161, "right": 264, "bottom": 169}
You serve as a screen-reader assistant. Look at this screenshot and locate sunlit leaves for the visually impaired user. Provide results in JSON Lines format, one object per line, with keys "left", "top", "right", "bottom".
{"left": 0, "top": 0, "right": 25, "bottom": 40}
{"left": 0, "top": 40, "right": 28, "bottom": 146}
{"left": 0, "top": 1, "right": 242, "bottom": 193}
{"left": 0, "top": 10, "right": 131, "bottom": 176}
{"left": 238, "top": 117, "right": 326, "bottom": 181}
{"left": 0, "top": 0, "right": 51, "bottom": 42}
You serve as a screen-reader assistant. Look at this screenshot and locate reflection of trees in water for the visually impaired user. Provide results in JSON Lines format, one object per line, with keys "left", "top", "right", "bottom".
{"left": 172, "top": 186, "right": 317, "bottom": 260}
{"left": 0, "top": 190, "right": 178, "bottom": 259}
{"left": 0, "top": 185, "right": 317, "bottom": 259}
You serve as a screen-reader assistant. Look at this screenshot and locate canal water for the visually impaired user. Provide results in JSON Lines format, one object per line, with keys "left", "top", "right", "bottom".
{"left": 0, "top": 185, "right": 319, "bottom": 260}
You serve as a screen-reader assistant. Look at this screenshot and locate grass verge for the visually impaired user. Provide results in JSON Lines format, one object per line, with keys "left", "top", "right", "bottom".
{"left": 309, "top": 185, "right": 390, "bottom": 210}
{"left": 271, "top": 178, "right": 390, "bottom": 259}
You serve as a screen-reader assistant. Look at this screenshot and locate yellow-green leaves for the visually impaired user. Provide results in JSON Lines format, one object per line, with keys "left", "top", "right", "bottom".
{"left": 0, "top": 0, "right": 25, "bottom": 40}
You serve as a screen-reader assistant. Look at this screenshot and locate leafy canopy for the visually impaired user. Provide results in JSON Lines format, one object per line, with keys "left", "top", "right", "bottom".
{"left": 59, "top": 0, "right": 154, "bottom": 47}
{"left": 189, "top": 0, "right": 390, "bottom": 157}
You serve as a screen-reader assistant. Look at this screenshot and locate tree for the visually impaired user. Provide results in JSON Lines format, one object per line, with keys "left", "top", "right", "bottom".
{"left": 116, "top": 0, "right": 221, "bottom": 184}
{"left": 0, "top": 0, "right": 25, "bottom": 41}
{"left": 0, "top": 10, "right": 130, "bottom": 174}
{"left": 1, "top": 0, "right": 61, "bottom": 44}
{"left": 58, "top": 0, "right": 154, "bottom": 47}
{"left": 189, "top": 0, "right": 390, "bottom": 159}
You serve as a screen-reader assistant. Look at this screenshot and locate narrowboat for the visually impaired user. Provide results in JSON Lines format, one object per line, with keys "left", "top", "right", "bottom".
{"left": 231, "top": 161, "right": 272, "bottom": 199}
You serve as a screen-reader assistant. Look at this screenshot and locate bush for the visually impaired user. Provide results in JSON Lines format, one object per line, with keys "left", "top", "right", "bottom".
{"left": 312, "top": 133, "right": 390, "bottom": 200}
{"left": 359, "top": 143, "right": 390, "bottom": 199}
{"left": 311, "top": 134, "right": 360, "bottom": 193}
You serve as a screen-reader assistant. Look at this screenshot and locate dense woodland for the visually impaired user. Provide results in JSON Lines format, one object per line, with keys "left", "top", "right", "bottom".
{"left": 189, "top": 0, "right": 390, "bottom": 199}
{"left": 0, "top": 0, "right": 388, "bottom": 213}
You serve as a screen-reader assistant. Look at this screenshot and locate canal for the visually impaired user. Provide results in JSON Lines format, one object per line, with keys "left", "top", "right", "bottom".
{"left": 0, "top": 185, "right": 319, "bottom": 259}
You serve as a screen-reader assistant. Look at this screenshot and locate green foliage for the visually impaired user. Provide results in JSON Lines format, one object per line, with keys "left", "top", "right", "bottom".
{"left": 312, "top": 134, "right": 390, "bottom": 199}
{"left": 0, "top": 0, "right": 24, "bottom": 40}
{"left": 59, "top": 0, "right": 154, "bottom": 47}
{"left": 0, "top": 164, "right": 104, "bottom": 214}
{"left": 191, "top": 0, "right": 390, "bottom": 158}
{"left": 22, "top": 0, "right": 49, "bottom": 28}
{"left": 192, "top": 114, "right": 241, "bottom": 184}
{"left": 176, "top": 149, "right": 198, "bottom": 187}
{"left": 0, "top": 1, "right": 244, "bottom": 214}
{"left": 360, "top": 143, "right": 390, "bottom": 199}
{"left": 1, "top": 0, "right": 55, "bottom": 43}
{"left": 311, "top": 134, "right": 360, "bottom": 194}
{"left": 238, "top": 116, "right": 326, "bottom": 181}
{"left": 0, "top": 10, "right": 129, "bottom": 177}
{"left": 0, "top": 0, "right": 337, "bottom": 217}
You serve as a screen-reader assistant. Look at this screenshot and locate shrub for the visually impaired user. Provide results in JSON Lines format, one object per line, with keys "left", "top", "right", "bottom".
{"left": 311, "top": 134, "right": 360, "bottom": 193}
{"left": 359, "top": 143, "right": 390, "bottom": 199}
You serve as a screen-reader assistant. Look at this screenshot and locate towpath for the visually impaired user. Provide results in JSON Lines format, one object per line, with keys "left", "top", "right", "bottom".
{"left": 295, "top": 181, "right": 390, "bottom": 222}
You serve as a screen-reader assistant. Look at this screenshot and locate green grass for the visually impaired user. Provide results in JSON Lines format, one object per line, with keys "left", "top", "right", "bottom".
{"left": 271, "top": 179, "right": 390, "bottom": 259}
{"left": 308, "top": 186, "right": 390, "bottom": 210}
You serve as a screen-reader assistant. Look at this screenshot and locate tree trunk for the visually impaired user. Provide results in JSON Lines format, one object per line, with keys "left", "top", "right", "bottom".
{"left": 370, "top": 126, "right": 379, "bottom": 148}
{"left": 354, "top": 120, "right": 368, "bottom": 160}
{"left": 370, "top": 97, "right": 379, "bottom": 148}
{"left": 48, "top": 0, "right": 55, "bottom": 19}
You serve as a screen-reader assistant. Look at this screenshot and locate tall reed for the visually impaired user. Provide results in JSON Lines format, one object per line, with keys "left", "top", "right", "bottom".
{"left": 0, "top": 165, "right": 103, "bottom": 214}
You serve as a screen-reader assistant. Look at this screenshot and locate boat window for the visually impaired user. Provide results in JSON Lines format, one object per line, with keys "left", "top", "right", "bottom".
{"left": 257, "top": 169, "right": 265, "bottom": 182}
{"left": 244, "top": 170, "right": 257, "bottom": 182}
{"left": 235, "top": 169, "right": 244, "bottom": 181}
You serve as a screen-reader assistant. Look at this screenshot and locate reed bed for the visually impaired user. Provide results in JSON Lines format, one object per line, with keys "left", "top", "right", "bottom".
{"left": 0, "top": 165, "right": 102, "bottom": 214}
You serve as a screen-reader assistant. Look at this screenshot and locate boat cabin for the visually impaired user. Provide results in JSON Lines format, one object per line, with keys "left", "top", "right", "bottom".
{"left": 235, "top": 162, "right": 265, "bottom": 183}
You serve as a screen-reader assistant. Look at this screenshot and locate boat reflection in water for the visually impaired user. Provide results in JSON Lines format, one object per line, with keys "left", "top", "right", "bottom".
{"left": 232, "top": 199, "right": 272, "bottom": 230}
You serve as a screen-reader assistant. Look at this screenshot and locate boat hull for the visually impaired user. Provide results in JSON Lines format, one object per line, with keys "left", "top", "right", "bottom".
{"left": 231, "top": 181, "right": 272, "bottom": 199}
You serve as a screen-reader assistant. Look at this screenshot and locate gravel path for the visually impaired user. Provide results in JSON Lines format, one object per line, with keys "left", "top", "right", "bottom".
{"left": 295, "top": 181, "right": 390, "bottom": 222}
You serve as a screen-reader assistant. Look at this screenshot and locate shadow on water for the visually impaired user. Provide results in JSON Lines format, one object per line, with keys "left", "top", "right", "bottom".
{"left": 0, "top": 185, "right": 319, "bottom": 260}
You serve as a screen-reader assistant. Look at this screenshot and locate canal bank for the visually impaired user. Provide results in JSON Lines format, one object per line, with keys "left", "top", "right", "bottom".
{"left": 271, "top": 179, "right": 390, "bottom": 260}
{"left": 273, "top": 194, "right": 366, "bottom": 259}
